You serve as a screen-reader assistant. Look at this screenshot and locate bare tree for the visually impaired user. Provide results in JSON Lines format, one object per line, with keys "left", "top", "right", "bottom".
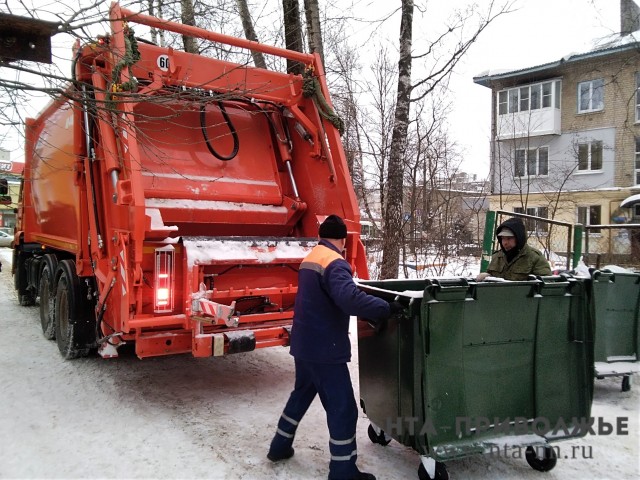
{"left": 360, "top": 49, "right": 397, "bottom": 233}
{"left": 380, "top": 0, "right": 413, "bottom": 279}
{"left": 235, "top": 0, "right": 267, "bottom": 68}
{"left": 1, "top": 0, "right": 509, "bottom": 283}
{"left": 494, "top": 126, "right": 614, "bottom": 262}
{"left": 282, "top": 0, "right": 303, "bottom": 74}
{"left": 303, "top": 0, "right": 324, "bottom": 65}
{"left": 379, "top": 0, "right": 513, "bottom": 279}
{"left": 180, "top": 0, "right": 199, "bottom": 53}
{"left": 148, "top": 0, "right": 165, "bottom": 46}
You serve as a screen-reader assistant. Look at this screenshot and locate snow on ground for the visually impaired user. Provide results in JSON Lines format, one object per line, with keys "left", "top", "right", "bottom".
{"left": 0, "top": 247, "right": 638, "bottom": 479}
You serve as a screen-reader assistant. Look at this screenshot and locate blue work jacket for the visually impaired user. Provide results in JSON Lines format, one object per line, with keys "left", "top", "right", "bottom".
{"left": 289, "top": 240, "right": 390, "bottom": 363}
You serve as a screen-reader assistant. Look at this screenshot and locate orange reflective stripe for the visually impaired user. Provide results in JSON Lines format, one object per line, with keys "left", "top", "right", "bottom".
{"left": 300, "top": 245, "right": 343, "bottom": 273}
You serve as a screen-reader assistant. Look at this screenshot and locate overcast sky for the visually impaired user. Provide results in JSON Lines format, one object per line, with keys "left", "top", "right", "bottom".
{"left": 446, "top": 0, "right": 620, "bottom": 178}
{"left": 0, "top": 0, "right": 622, "bottom": 181}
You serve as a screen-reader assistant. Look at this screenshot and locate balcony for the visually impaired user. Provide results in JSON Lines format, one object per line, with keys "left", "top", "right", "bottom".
{"left": 497, "top": 108, "right": 561, "bottom": 140}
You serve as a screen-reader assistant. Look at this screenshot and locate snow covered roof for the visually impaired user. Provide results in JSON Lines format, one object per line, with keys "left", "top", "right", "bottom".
{"left": 473, "top": 30, "right": 640, "bottom": 87}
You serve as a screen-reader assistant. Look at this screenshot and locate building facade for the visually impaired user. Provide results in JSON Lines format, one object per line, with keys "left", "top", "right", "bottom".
{"left": 474, "top": 3, "right": 640, "bottom": 264}
{"left": 0, "top": 148, "right": 23, "bottom": 231}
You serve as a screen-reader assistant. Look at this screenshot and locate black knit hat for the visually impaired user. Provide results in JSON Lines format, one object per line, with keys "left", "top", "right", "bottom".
{"left": 319, "top": 214, "right": 347, "bottom": 239}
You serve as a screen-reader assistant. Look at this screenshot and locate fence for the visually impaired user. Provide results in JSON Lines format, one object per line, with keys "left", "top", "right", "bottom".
{"left": 481, "top": 211, "right": 640, "bottom": 272}
{"left": 582, "top": 224, "right": 640, "bottom": 270}
{"left": 481, "top": 210, "right": 581, "bottom": 273}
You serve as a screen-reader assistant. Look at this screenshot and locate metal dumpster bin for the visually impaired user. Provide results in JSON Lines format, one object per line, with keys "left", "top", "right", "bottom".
{"left": 590, "top": 270, "right": 640, "bottom": 391}
{"left": 357, "top": 276, "right": 593, "bottom": 480}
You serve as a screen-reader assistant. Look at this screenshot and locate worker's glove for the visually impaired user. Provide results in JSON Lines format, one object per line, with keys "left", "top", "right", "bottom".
{"left": 476, "top": 272, "right": 489, "bottom": 282}
{"left": 367, "top": 301, "right": 404, "bottom": 334}
{"left": 388, "top": 301, "right": 404, "bottom": 316}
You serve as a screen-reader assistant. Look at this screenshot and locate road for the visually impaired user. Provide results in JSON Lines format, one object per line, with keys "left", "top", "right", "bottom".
{"left": 0, "top": 247, "right": 638, "bottom": 479}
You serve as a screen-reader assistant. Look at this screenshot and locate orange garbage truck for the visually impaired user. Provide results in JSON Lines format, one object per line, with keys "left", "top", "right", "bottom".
{"left": 13, "top": 3, "right": 368, "bottom": 359}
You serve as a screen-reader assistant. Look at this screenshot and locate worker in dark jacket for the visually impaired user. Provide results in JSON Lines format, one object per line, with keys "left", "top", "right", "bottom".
{"left": 267, "top": 214, "right": 400, "bottom": 480}
{"left": 480, "top": 217, "right": 552, "bottom": 281}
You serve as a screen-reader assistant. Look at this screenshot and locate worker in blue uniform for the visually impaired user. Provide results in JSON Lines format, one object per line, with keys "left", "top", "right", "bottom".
{"left": 267, "top": 214, "right": 401, "bottom": 480}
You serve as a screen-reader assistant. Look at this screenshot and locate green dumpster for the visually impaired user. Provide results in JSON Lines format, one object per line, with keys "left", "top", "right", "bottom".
{"left": 590, "top": 270, "right": 640, "bottom": 392}
{"left": 357, "top": 276, "right": 594, "bottom": 479}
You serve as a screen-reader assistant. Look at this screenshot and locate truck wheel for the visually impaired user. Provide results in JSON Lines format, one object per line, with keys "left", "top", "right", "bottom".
{"left": 54, "top": 260, "right": 95, "bottom": 359}
{"left": 14, "top": 250, "right": 36, "bottom": 306}
{"left": 39, "top": 254, "right": 58, "bottom": 340}
{"left": 525, "top": 445, "right": 557, "bottom": 472}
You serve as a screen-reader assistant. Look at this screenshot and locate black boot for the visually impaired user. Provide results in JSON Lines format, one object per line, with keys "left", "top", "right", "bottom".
{"left": 352, "top": 471, "right": 375, "bottom": 480}
{"left": 328, "top": 469, "right": 376, "bottom": 480}
{"left": 267, "top": 446, "right": 294, "bottom": 462}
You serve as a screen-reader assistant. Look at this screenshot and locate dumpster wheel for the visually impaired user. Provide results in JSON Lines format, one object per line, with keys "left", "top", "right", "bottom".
{"left": 525, "top": 445, "right": 557, "bottom": 472}
{"left": 621, "top": 375, "right": 631, "bottom": 392}
{"left": 367, "top": 424, "right": 391, "bottom": 446}
{"left": 418, "top": 461, "right": 448, "bottom": 480}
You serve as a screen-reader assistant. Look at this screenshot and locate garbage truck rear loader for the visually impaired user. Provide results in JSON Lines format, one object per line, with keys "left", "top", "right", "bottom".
{"left": 14, "top": 3, "right": 368, "bottom": 359}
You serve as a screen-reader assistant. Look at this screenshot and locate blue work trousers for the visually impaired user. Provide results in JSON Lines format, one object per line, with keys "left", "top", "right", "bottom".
{"left": 269, "top": 358, "right": 359, "bottom": 479}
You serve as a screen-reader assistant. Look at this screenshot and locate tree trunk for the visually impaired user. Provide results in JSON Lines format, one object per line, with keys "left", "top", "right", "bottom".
{"left": 282, "top": 0, "right": 304, "bottom": 74}
{"left": 380, "top": 0, "right": 413, "bottom": 280}
{"left": 303, "top": 0, "right": 324, "bottom": 66}
{"left": 148, "top": 0, "right": 157, "bottom": 45}
{"left": 147, "top": 0, "right": 165, "bottom": 46}
{"left": 181, "top": 0, "right": 198, "bottom": 54}
{"left": 236, "top": 0, "right": 267, "bottom": 69}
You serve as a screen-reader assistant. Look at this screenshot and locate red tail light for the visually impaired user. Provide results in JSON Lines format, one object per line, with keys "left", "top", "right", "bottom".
{"left": 154, "top": 245, "right": 175, "bottom": 313}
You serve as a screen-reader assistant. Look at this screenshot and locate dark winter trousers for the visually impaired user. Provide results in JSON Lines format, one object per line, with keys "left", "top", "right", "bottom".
{"left": 269, "top": 358, "right": 359, "bottom": 479}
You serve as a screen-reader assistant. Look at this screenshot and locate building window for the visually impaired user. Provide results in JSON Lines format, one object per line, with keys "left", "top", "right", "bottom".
{"left": 509, "top": 89, "right": 518, "bottom": 113}
{"left": 578, "top": 205, "right": 601, "bottom": 233}
{"left": 542, "top": 82, "right": 552, "bottom": 108}
{"left": 514, "top": 147, "right": 549, "bottom": 177}
{"left": 636, "top": 137, "right": 640, "bottom": 185}
{"left": 514, "top": 206, "right": 549, "bottom": 233}
{"left": 498, "top": 80, "right": 560, "bottom": 115}
{"left": 498, "top": 91, "right": 507, "bottom": 115}
{"left": 519, "top": 86, "right": 529, "bottom": 111}
{"left": 578, "top": 79, "right": 604, "bottom": 113}
{"left": 530, "top": 84, "right": 541, "bottom": 110}
{"left": 577, "top": 141, "right": 603, "bottom": 171}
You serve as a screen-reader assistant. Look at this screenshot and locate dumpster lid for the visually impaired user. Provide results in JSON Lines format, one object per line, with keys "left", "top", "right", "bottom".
{"left": 355, "top": 278, "right": 425, "bottom": 298}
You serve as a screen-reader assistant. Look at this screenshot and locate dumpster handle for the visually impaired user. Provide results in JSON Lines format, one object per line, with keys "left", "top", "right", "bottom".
{"left": 392, "top": 294, "right": 413, "bottom": 311}
{"left": 429, "top": 278, "right": 469, "bottom": 289}
{"left": 592, "top": 270, "right": 614, "bottom": 282}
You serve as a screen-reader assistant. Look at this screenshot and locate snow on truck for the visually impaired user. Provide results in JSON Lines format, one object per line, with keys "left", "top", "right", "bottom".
{"left": 13, "top": 3, "right": 369, "bottom": 359}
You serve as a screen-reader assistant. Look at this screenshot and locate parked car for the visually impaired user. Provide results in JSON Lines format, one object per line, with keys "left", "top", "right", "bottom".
{"left": 0, "top": 230, "right": 12, "bottom": 248}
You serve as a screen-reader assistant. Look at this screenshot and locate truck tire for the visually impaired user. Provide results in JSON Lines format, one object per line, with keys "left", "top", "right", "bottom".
{"left": 54, "top": 259, "right": 95, "bottom": 359}
{"left": 39, "top": 254, "right": 58, "bottom": 340}
{"left": 14, "top": 250, "right": 36, "bottom": 306}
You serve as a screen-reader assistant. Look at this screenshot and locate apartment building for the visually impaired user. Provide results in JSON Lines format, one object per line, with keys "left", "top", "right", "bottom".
{"left": 474, "top": 0, "right": 640, "bottom": 263}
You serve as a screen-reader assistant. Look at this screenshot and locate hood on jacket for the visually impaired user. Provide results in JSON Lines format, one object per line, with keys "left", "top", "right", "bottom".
{"left": 496, "top": 217, "right": 527, "bottom": 252}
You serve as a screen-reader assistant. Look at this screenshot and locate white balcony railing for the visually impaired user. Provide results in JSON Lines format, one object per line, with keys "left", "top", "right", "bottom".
{"left": 497, "top": 108, "right": 561, "bottom": 140}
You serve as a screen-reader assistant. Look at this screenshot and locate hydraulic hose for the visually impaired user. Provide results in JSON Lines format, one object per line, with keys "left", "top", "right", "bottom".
{"left": 200, "top": 101, "right": 239, "bottom": 161}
